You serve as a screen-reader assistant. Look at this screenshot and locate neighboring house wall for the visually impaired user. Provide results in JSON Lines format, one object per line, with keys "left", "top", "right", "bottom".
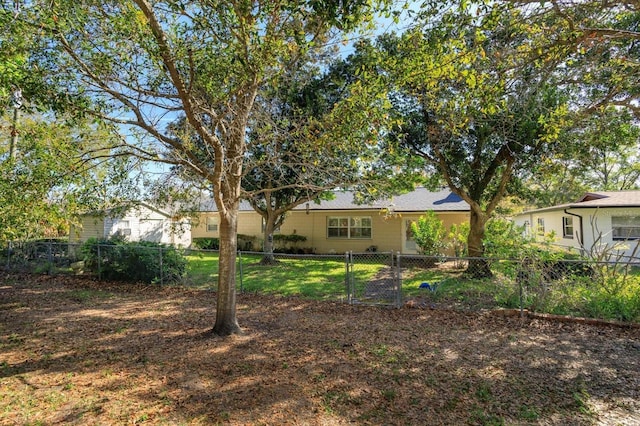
{"left": 70, "top": 204, "right": 191, "bottom": 247}
{"left": 70, "top": 216, "right": 105, "bottom": 242}
{"left": 514, "top": 209, "right": 583, "bottom": 253}
{"left": 514, "top": 201, "right": 640, "bottom": 261}
{"left": 192, "top": 212, "right": 262, "bottom": 242}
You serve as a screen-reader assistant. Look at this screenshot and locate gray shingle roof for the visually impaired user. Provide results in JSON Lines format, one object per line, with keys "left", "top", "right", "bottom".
{"left": 198, "top": 188, "right": 469, "bottom": 212}
{"left": 293, "top": 188, "right": 468, "bottom": 211}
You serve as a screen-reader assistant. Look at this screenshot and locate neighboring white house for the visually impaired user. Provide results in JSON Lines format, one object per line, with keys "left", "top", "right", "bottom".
{"left": 70, "top": 202, "right": 191, "bottom": 247}
{"left": 513, "top": 191, "right": 640, "bottom": 261}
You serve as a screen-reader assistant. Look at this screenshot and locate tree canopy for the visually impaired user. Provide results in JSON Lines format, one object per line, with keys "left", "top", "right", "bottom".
{"left": 377, "top": 3, "right": 567, "bottom": 275}
{"left": 8, "top": 0, "right": 389, "bottom": 335}
{"left": 242, "top": 43, "right": 413, "bottom": 260}
{"left": 0, "top": 113, "right": 140, "bottom": 243}
{"left": 523, "top": 107, "right": 640, "bottom": 207}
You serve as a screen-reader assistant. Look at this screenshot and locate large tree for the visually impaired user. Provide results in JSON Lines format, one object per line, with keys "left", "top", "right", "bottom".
{"left": 14, "top": 0, "right": 385, "bottom": 335}
{"left": 470, "top": 0, "right": 640, "bottom": 208}
{"left": 377, "top": 0, "right": 640, "bottom": 274}
{"left": 244, "top": 45, "right": 402, "bottom": 261}
{"left": 1, "top": 6, "right": 137, "bottom": 243}
{"left": 382, "top": 4, "right": 567, "bottom": 276}
{"left": 506, "top": 0, "right": 640, "bottom": 118}
{"left": 163, "top": 44, "right": 401, "bottom": 262}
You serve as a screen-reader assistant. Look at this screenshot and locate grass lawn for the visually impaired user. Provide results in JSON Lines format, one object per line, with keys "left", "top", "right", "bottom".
{"left": 183, "top": 252, "right": 640, "bottom": 322}
{"left": 185, "top": 251, "right": 381, "bottom": 300}
{"left": 1, "top": 274, "right": 638, "bottom": 425}
{"left": 184, "top": 251, "right": 219, "bottom": 286}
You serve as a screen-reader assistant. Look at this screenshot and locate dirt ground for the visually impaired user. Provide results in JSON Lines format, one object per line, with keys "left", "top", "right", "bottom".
{"left": 1, "top": 273, "right": 639, "bottom": 425}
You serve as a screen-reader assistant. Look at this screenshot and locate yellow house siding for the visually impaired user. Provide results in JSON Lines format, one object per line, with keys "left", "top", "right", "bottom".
{"left": 278, "top": 211, "right": 316, "bottom": 241}
{"left": 283, "top": 210, "right": 469, "bottom": 254}
{"left": 192, "top": 212, "right": 263, "bottom": 239}
{"left": 69, "top": 216, "right": 105, "bottom": 244}
{"left": 191, "top": 213, "right": 219, "bottom": 239}
{"left": 193, "top": 208, "right": 469, "bottom": 253}
{"left": 237, "top": 212, "right": 263, "bottom": 236}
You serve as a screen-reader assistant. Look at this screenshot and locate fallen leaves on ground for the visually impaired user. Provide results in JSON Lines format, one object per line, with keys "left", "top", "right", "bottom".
{"left": 0, "top": 273, "right": 639, "bottom": 425}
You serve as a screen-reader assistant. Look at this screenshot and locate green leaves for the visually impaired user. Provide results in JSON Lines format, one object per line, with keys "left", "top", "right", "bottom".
{"left": 411, "top": 211, "right": 447, "bottom": 256}
{"left": 0, "top": 114, "right": 140, "bottom": 243}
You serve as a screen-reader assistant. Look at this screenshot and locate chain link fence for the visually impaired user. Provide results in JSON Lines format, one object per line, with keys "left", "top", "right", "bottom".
{"left": 236, "top": 251, "right": 347, "bottom": 299}
{"left": 2, "top": 241, "right": 84, "bottom": 275}
{"left": 394, "top": 254, "right": 639, "bottom": 322}
{"left": 2, "top": 241, "right": 639, "bottom": 322}
{"left": 346, "top": 251, "right": 401, "bottom": 307}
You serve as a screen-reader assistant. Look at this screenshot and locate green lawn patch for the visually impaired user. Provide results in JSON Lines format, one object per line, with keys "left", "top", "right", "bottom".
{"left": 181, "top": 252, "right": 640, "bottom": 322}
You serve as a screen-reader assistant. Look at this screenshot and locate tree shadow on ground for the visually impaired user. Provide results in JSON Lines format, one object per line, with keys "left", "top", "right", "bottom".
{"left": 0, "top": 273, "right": 638, "bottom": 424}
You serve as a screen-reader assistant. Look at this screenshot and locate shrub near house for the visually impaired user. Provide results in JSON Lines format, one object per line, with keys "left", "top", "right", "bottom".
{"left": 191, "top": 238, "right": 220, "bottom": 250}
{"left": 411, "top": 211, "right": 447, "bottom": 256}
{"left": 81, "top": 237, "right": 186, "bottom": 284}
{"left": 273, "top": 234, "right": 310, "bottom": 253}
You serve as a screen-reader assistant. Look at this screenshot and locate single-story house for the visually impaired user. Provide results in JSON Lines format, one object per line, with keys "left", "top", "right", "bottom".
{"left": 513, "top": 191, "right": 640, "bottom": 261}
{"left": 70, "top": 202, "right": 192, "bottom": 247}
{"left": 193, "top": 188, "right": 470, "bottom": 254}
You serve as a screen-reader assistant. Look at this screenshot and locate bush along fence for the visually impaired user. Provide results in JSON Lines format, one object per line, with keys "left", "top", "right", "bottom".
{"left": 1, "top": 239, "right": 186, "bottom": 286}
{"left": 2, "top": 240, "right": 639, "bottom": 323}
{"left": 358, "top": 252, "right": 640, "bottom": 323}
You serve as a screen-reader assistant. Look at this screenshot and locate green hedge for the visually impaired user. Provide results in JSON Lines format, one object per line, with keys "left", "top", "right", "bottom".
{"left": 273, "top": 234, "right": 307, "bottom": 244}
{"left": 191, "top": 237, "right": 220, "bottom": 250}
{"left": 81, "top": 237, "right": 187, "bottom": 284}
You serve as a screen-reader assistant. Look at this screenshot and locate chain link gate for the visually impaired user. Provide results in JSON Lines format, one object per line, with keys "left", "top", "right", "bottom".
{"left": 346, "top": 251, "right": 402, "bottom": 307}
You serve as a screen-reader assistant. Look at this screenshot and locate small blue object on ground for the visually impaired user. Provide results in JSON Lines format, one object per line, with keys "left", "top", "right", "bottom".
{"left": 419, "top": 282, "right": 437, "bottom": 291}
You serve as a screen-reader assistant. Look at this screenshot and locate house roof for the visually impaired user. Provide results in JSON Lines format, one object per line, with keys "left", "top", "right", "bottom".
{"left": 198, "top": 188, "right": 469, "bottom": 213}
{"left": 517, "top": 191, "right": 640, "bottom": 215}
{"left": 83, "top": 201, "right": 175, "bottom": 218}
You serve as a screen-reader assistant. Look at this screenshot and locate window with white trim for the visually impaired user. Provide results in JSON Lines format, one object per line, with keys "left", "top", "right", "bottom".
{"left": 206, "top": 216, "right": 218, "bottom": 232}
{"left": 327, "top": 216, "right": 372, "bottom": 239}
{"left": 536, "top": 217, "right": 545, "bottom": 235}
{"left": 562, "top": 216, "right": 574, "bottom": 239}
{"left": 612, "top": 216, "right": 640, "bottom": 240}
{"left": 119, "top": 220, "right": 131, "bottom": 236}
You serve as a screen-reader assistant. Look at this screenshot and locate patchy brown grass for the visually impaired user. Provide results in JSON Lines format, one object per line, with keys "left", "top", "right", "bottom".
{"left": 1, "top": 273, "right": 639, "bottom": 425}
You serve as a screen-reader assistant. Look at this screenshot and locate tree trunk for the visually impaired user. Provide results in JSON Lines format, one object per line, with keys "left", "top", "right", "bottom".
{"left": 466, "top": 208, "right": 492, "bottom": 278}
{"left": 260, "top": 215, "right": 277, "bottom": 265}
{"left": 212, "top": 209, "right": 242, "bottom": 336}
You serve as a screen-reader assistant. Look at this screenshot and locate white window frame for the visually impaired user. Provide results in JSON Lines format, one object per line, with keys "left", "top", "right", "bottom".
{"left": 206, "top": 216, "right": 218, "bottom": 232}
{"left": 562, "top": 216, "right": 573, "bottom": 239}
{"left": 612, "top": 216, "right": 640, "bottom": 241}
{"left": 327, "top": 216, "right": 372, "bottom": 239}
{"left": 536, "top": 217, "right": 545, "bottom": 236}
{"left": 119, "top": 220, "right": 132, "bottom": 236}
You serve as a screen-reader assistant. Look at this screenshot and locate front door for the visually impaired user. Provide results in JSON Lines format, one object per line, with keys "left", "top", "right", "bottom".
{"left": 402, "top": 219, "right": 418, "bottom": 254}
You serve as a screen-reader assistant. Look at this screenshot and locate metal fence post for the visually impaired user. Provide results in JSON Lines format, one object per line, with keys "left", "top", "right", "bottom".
{"left": 345, "top": 252, "right": 350, "bottom": 303}
{"left": 519, "top": 281, "right": 524, "bottom": 317}
{"left": 396, "top": 252, "right": 402, "bottom": 308}
{"left": 238, "top": 251, "right": 244, "bottom": 293}
{"left": 97, "top": 244, "right": 102, "bottom": 280}
{"left": 159, "top": 246, "right": 164, "bottom": 286}
{"left": 516, "top": 260, "right": 529, "bottom": 318}
{"left": 47, "top": 241, "right": 53, "bottom": 275}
